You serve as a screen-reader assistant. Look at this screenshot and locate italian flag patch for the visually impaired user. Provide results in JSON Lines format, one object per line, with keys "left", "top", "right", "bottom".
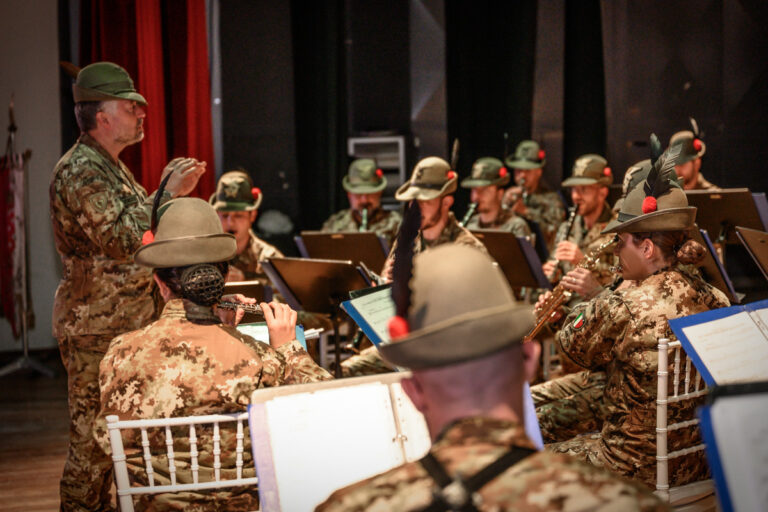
{"left": 572, "top": 312, "right": 585, "bottom": 330}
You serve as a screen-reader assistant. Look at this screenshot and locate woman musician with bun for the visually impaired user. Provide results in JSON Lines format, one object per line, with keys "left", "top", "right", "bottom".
{"left": 530, "top": 143, "right": 729, "bottom": 488}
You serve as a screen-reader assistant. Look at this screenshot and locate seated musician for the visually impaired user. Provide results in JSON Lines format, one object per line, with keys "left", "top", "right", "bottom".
{"left": 210, "top": 169, "right": 283, "bottom": 283}
{"left": 95, "top": 197, "right": 332, "bottom": 511}
{"left": 502, "top": 140, "right": 565, "bottom": 252}
{"left": 669, "top": 118, "right": 719, "bottom": 191}
{"left": 317, "top": 245, "right": 665, "bottom": 511}
{"left": 459, "top": 156, "right": 532, "bottom": 239}
{"left": 322, "top": 158, "right": 402, "bottom": 244}
{"left": 531, "top": 145, "right": 729, "bottom": 487}
{"left": 543, "top": 154, "right": 618, "bottom": 293}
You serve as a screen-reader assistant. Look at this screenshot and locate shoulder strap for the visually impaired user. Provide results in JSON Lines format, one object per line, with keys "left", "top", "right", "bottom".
{"left": 419, "top": 446, "right": 536, "bottom": 512}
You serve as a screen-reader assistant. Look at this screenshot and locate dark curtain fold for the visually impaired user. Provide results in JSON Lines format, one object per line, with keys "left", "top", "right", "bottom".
{"left": 291, "top": 0, "right": 348, "bottom": 229}
{"left": 78, "top": 0, "right": 214, "bottom": 198}
{"left": 445, "top": 0, "right": 538, "bottom": 213}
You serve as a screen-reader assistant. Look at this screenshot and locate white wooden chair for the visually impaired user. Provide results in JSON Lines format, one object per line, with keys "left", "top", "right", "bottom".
{"left": 106, "top": 412, "right": 258, "bottom": 512}
{"left": 656, "top": 338, "right": 716, "bottom": 511}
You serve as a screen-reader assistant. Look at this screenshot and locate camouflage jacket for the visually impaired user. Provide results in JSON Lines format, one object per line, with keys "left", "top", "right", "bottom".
{"left": 552, "top": 202, "right": 618, "bottom": 287}
{"left": 384, "top": 212, "right": 488, "bottom": 272}
{"left": 340, "top": 345, "right": 394, "bottom": 378}
{"left": 322, "top": 207, "right": 402, "bottom": 245}
{"left": 50, "top": 134, "right": 167, "bottom": 342}
{"left": 556, "top": 267, "right": 729, "bottom": 485}
{"left": 505, "top": 184, "right": 566, "bottom": 252}
{"left": 465, "top": 207, "right": 532, "bottom": 239}
{"left": 690, "top": 172, "right": 720, "bottom": 191}
{"left": 96, "top": 299, "right": 332, "bottom": 510}
{"left": 315, "top": 416, "right": 667, "bottom": 512}
{"left": 228, "top": 229, "right": 283, "bottom": 285}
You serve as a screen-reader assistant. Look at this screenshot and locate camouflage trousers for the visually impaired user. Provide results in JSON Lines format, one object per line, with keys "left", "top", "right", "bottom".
{"left": 58, "top": 334, "right": 115, "bottom": 512}
{"left": 532, "top": 370, "right": 607, "bottom": 444}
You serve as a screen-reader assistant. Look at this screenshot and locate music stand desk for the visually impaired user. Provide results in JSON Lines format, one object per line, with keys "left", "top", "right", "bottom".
{"left": 685, "top": 189, "right": 768, "bottom": 244}
{"left": 470, "top": 230, "right": 552, "bottom": 290}
{"left": 736, "top": 226, "right": 768, "bottom": 284}
{"left": 295, "top": 231, "right": 389, "bottom": 272}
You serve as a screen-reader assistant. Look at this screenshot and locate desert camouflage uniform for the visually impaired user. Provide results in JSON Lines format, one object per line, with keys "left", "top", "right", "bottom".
{"left": 50, "top": 133, "right": 167, "bottom": 510}
{"left": 551, "top": 202, "right": 618, "bottom": 287}
{"left": 316, "top": 417, "right": 667, "bottom": 512}
{"left": 340, "top": 345, "right": 394, "bottom": 377}
{"left": 690, "top": 173, "right": 719, "bottom": 191}
{"left": 96, "top": 299, "right": 332, "bottom": 511}
{"left": 464, "top": 207, "right": 532, "bottom": 240}
{"left": 228, "top": 229, "right": 283, "bottom": 284}
{"left": 321, "top": 208, "right": 402, "bottom": 245}
{"left": 536, "top": 267, "right": 729, "bottom": 487}
{"left": 505, "top": 184, "right": 565, "bottom": 251}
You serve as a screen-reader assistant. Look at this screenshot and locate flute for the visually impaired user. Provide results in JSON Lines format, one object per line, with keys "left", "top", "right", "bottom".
{"left": 217, "top": 301, "right": 263, "bottom": 315}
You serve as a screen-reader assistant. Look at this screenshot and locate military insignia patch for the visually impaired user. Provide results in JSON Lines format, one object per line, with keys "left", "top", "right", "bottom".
{"left": 572, "top": 312, "right": 585, "bottom": 329}
{"left": 89, "top": 192, "right": 108, "bottom": 212}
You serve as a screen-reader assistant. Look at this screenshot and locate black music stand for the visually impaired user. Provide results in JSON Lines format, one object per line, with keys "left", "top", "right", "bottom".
{"left": 294, "top": 231, "right": 390, "bottom": 272}
{"left": 692, "top": 229, "right": 743, "bottom": 304}
{"left": 223, "top": 280, "right": 273, "bottom": 323}
{"left": 685, "top": 189, "right": 768, "bottom": 245}
{"left": 261, "top": 257, "right": 371, "bottom": 377}
{"left": 736, "top": 226, "right": 768, "bottom": 284}
{"left": 470, "top": 230, "right": 552, "bottom": 290}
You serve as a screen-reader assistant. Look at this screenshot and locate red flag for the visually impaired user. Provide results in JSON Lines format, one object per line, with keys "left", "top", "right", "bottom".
{"left": 0, "top": 150, "right": 26, "bottom": 338}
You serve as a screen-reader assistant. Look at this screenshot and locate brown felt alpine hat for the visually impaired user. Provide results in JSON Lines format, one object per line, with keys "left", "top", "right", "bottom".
{"left": 561, "top": 154, "right": 612, "bottom": 187}
{"left": 395, "top": 157, "right": 457, "bottom": 201}
{"left": 505, "top": 140, "right": 546, "bottom": 170}
{"left": 342, "top": 158, "right": 387, "bottom": 194}
{"left": 460, "top": 157, "right": 511, "bottom": 188}
{"left": 603, "top": 144, "right": 695, "bottom": 234}
{"left": 669, "top": 130, "right": 706, "bottom": 164}
{"left": 73, "top": 62, "right": 147, "bottom": 106}
{"left": 379, "top": 245, "right": 534, "bottom": 370}
{"left": 135, "top": 198, "right": 236, "bottom": 268}
{"left": 209, "top": 170, "right": 262, "bottom": 211}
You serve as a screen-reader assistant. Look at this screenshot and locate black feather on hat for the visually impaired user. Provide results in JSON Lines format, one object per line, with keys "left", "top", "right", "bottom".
{"left": 388, "top": 200, "right": 421, "bottom": 338}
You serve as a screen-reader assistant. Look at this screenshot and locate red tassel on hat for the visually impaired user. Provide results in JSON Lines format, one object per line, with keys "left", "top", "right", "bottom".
{"left": 142, "top": 230, "right": 154, "bottom": 245}
{"left": 692, "top": 139, "right": 702, "bottom": 152}
{"left": 538, "top": 149, "right": 546, "bottom": 160}
{"left": 251, "top": 187, "right": 261, "bottom": 199}
{"left": 603, "top": 167, "right": 612, "bottom": 177}
{"left": 388, "top": 315, "right": 410, "bottom": 339}
{"left": 376, "top": 168, "right": 383, "bottom": 178}
{"left": 642, "top": 196, "right": 657, "bottom": 214}
{"left": 446, "top": 171, "right": 456, "bottom": 179}
{"left": 499, "top": 167, "right": 508, "bottom": 177}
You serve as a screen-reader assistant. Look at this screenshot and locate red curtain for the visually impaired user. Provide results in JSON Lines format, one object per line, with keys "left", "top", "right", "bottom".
{"left": 79, "top": 0, "right": 215, "bottom": 198}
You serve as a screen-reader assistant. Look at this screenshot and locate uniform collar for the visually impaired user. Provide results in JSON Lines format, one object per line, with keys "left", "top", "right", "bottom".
{"left": 161, "top": 298, "right": 219, "bottom": 324}
{"left": 79, "top": 133, "right": 120, "bottom": 167}
{"left": 433, "top": 416, "right": 534, "bottom": 451}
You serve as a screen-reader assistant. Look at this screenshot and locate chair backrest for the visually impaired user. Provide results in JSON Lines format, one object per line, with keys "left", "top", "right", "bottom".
{"left": 656, "top": 337, "right": 713, "bottom": 505}
{"left": 106, "top": 412, "right": 257, "bottom": 512}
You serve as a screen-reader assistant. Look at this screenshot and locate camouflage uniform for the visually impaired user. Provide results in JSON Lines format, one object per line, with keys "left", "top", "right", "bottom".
{"left": 50, "top": 133, "right": 166, "bottom": 510}
{"left": 537, "top": 267, "right": 729, "bottom": 487}
{"left": 464, "top": 207, "right": 532, "bottom": 239}
{"left": 229, "top": 229, "right": 283, "bottom": 285}
{"left": 96, "top": 299, "right": 332, "bottom": 511}
{"left": 551, "top": 202, "right": 618, "bottom": 287}
{"left": 504, "top": 184, "right": 565, "bottom": 252}
{"left": 340, "top": 345, "right": 394, "bottom": 377}
{"left": 315, "top": 417, "right": 667, "bottom": 512}
{"left": 321, "top": 207, "right": 402, "bottom": 245}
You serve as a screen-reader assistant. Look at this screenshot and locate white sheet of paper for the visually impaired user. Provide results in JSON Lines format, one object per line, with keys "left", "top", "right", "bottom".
{"left": 347, "top": 288, "right": 395, "bottom": 344}
{"left": 681, "top": 311, "right": 768, "bottom": 384}
{"left": 710, "top": 393, "right": 768, "bottom": 511}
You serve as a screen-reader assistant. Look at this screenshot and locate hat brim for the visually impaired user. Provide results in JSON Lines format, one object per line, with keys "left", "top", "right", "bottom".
{"left": 601, "top": 207, "right": 697, "bottom": 234}
{"left": 379, "top": 304, "right": 534, "bottom": 370}
{"left": 209, "top": 192, "right": 262, "bottom": 212}
{"left": 561, "top": 176, "right": 611, "bottom": 187}
{"left": 73, "top": 84, "right": 148, "bottom": 106}
{"left": 342, "top": 175, "right": 387, "bottom": 194}
{"left": 395, "top": 178, "right": 457, "bottom": 201}
{"left": 134, "top": 234, "right": 237, "bottom": 268}
{"left": 460, "top": 175, "right": 510, "bottom": 188}
{"left": 506, "top": 159, "right": 544, "bottom": 170}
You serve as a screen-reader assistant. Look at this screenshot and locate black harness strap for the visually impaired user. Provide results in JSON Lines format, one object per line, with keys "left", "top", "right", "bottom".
{"left": 419, "top": 446, "right": 537, "bottom": 512}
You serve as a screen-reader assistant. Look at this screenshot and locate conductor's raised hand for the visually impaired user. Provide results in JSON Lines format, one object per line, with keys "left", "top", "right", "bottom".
{"left": 261, "top": 301, "right": 297, "bottom": 349}
{"left": 162, "top": 157, "right": 207, "bottom": 197}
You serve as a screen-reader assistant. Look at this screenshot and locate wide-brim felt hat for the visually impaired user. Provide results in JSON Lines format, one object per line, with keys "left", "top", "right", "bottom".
{"left": 460, "top": 157, "right": 510, "bottom": 188}
{"left": 73, "top": 62, "right": 147, "bottom": 106}
{"left": 505, "top": 140, "right": 546, "bottom": 170}
{"left": 342, "top": 158, "right": 387, "bottom": 194}
{"left": 395, "top": 156, "right": 457, "bottom": 201}
{"left": 135, "top": 198, "right": 237, "bottom": 268}
{"left": 669, "top": 130, "right": 706, "bottom": 164}
{"left": 379, "top": 245, "right": 534, "bottom": 370}
{"left": 562, "top": 154, "right": 612, "bottom": 187}
{"left": 209, "top": 170, "right": 262, "bottom": 211}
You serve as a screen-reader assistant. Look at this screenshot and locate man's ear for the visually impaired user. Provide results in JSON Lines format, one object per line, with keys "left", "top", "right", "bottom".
{"left": 598, "top": 185, "right": 610, "bottom": 202}
{"left": 442, "top": 194, "right": 454, "bottom": 210}
{"left": 249, "top": 210, "right": 258, "bottom": 223}
{"left": 401, "top": 376, "right": 426, "bottom": 413}
{"left": 153, "top": 273, "right": 173, "bottom": 302}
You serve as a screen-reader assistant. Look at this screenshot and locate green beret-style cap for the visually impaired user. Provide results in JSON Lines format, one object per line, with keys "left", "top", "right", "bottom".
{"left": 460, "top": 157, "right": 510, "bottom": 188}
{"left": 73, "top": 62, "right": 147, "bottom": 106}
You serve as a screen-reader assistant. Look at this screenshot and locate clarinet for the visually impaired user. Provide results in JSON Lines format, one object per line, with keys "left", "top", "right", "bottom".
{"left": 546, "top": 205, "right": 578, "bottom": 282}
{"left": 359, "top": 207, "right": 368, "bottom": 232}
{"left": 217, "top": 301, "right": 263, "bottom": 315}
{"left": 459, "top": 202, "right": 477, "bottom": 227}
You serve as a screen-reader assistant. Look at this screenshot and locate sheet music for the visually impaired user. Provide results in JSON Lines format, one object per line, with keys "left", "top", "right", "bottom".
{"left": 746, "top": 305, "right": 768, "bottom": 338}
{"left": 710, "top": 394, "right": 768, "bottom": 511}
{"left": 236, "top": 324, "right": 307, "bottom": 350}
{"left": 342, "top": 287, "right": 395, "bottom": 345}
{"left": 681, "top": 311, "right": 768, "bottom": 384}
